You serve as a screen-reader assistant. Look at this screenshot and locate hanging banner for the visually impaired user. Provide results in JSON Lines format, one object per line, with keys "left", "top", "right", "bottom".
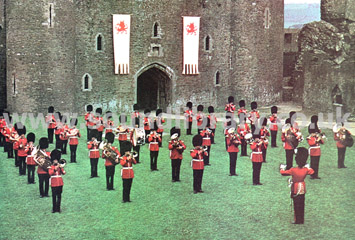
{"left": 182, "top": 16, "right": 200, "bottom": 75}
{"left": 113, "top": 14, "right": 131, "bottom": 74}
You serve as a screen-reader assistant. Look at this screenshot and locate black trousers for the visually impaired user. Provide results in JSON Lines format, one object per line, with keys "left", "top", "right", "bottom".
{"left": 285, "top": 149, "right": 294, "bottom": 170}
{"left": 18, "top": 156, "right": 27, "bottom": 175}
{"left": 86, "top": 127, "right": 91, "bottom": 141}
{"left": 252, "top": 162, "right": 262, "bottom": 184}
{"left": 203, "top": 146, "right": 211, "bottom": 165}
{"left": 150, "top": 151, "right": 159, "bottom": 170}
{"left": 70, "top": 145, "right": 77, "bottom": 162}
{"left": 310, "top": 156, "right": 320, "bottom": 177}
{"left": 145, "top": 130, "right": 150, "bottom": 143}
{"left": 48, "top": 128, "right": 54, "bottom": 144}
{"left": 337, "top": 147, "right": 346, "bottom": 168}
{"left": 38, "top": 173, "right": 50, "bottom": 197}
{"left": 61, "top": 140, "right": 68, "bottom": 154}
{"left": 55, "top": 134, "right": 62, "bottom": 150}
{"left": 186, "top": 121, "right": 192, "bottom": 135}
{"left": 132, "top": 145, "right": 140, "bottom": 163}
{"left": 262, "top": 148, "right": 267, "bottom": 162}
{"left": 225, "top": 137, "right": 228, "bottom": 151}
{"left": 171, "top": 159, "right": 182, "bottom": 181}
{"left": 271, "top": 130, "right": 277, "bottom": 147}
{"left": 122, "top": 178, "right": 133, "bottom": 202}
{"left": 157, "top": 132, "right": 163, "bottom": 147}
{"left": 228, "top": 152, "right": 237, "bottom": 175}
{"left": 51, "top": 186, "right": 63, "bottom": 212}
{"left": 27, "top": 165, "right": 35, "bottom": 183}
{"left": 293, "top": 194, "right": 305, "bottom": 224}
{"left": 0, "top": 133, "right": 4, "bottom": 147}
{"left": 197, "top": 128, "right": 203, "bottom": 135}
{"left": 105, "top": 166, "right": 115, "bottom": 190}
{"left": 90, "top": 158, "right": 99, "bottom": 177}
{"left": 6, "top": 142, "right": 13, "bottom": 158}
{"left": 211, "top": 129, "right": 216, "bottom": 144}
{"left": 97, "top": 132, "right": 103, "bottom": 142}
{"left": 240, "top": 139, "right": 247, "bottom": 156}
{"left": 14, "top": 150, "right": 19, "bottom": 166}
{"left": 193, "top": 169, "right": 204, "bottom": 192}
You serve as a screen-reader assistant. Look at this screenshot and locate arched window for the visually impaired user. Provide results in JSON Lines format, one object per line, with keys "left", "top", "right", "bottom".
{"left": 215, "top": 71, "right": 221, "bottom": 86}
{"left": 152, "top": 22, "right": 160, "bottom": 38}
{"left": 82, "top": 74, "right": 93, "bottom": 91}
{"left": 205, "top": 35, "right": 211, "bottom": 51}
{"left": 48, "top": 3, "right": 54, "bottom": 28}
{"left": 264, "top": 7, "right": 271, "bottom": 29}
{"left": 96, "top": 34, "right": 104, "bottom": 52}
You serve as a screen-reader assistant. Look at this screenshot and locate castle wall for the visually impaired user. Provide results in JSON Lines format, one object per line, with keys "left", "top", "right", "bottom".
{"left": 0, "top": 0, "right": 6, "bottom": 109}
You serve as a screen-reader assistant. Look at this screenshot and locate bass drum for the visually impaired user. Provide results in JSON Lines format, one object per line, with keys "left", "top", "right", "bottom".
{"left": 132, "top": 128, "right": 146, "bottom": 146}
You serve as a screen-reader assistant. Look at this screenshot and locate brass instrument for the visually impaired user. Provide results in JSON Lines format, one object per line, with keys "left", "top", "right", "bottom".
{"left": 244, "top": 133, "right": 254, "bottom": 144}
{"left": 333, "top": 124, "right": 353, "bottom": 147}
{"left": 99, "top": 140, "right": 120, "bottom": 165}
{"left": 132, "top": 128, "right": 145, "bottom": 146}
{"left": 124, "top": 151, "right": 138, "bottom": 159}
{"left": 31, "top": 146, "right": 52, "bottom": 172}
{"left": 54, "top": 159, "right": 67, "bottom": 168}
{"left": 282, "top": 123, "right": 301, "bottom": 148}
{"left": 9, "top": 132, "right": 21, "bottom": 142}
{"left": 171, "top": 139, "right": 185, "bottom": 153}
{"left": 306, "top": 132, "right": 326, "bottom": 142}
{"left": 87, "top": 139, "right": 100, "bottom": 146}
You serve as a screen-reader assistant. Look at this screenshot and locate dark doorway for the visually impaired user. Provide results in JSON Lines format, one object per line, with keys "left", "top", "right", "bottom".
{"left": 137, "top": 67, "right": 171, "bottom": 111}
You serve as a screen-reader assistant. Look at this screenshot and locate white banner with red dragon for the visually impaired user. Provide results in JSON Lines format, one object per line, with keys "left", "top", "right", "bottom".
{"left": 113, "top": 14, "right": 131, "bottom": 74}
{"left": 182, "top": 16, "right": 200, "bottom": 75}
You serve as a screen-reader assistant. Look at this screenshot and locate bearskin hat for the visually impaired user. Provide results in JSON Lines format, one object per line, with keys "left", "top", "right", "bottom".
{"left": 50, "top": 149, "right": 62, "bottom": 162}
{"left": 14, "top": 122, "right": 26, "bottom": 133}
{"left": 311, "top": 115, "right": 318, "bottom": 123}
{"left": 96, "top": 108, "right": 102, "bottom": 115}
{"left": 192, "top": 134, "right": 203, "bottom": 147}
{"left": 54, "top": 112, "right": 62, "bottom": 121}
{"left": 89, "top": 129, "right": 99, "bottom": 140}
{"left": 119, "top": 114, "right": 127, "bottom": 123}
{"left": 121, "top": 141, "right": 132, "bottom": 154}
{"left": 295, "top": 147, "right": 309, "bottom": 167}
{"left": 289, "top": 111, "right": 296, "bottom": 119}
{"left": 170, "top": 127, "right": 181, "bottom": 138}
{"left": 308, "top": 125, "right": 316, "bottom": 134}
{"left": 39, "top": 137, "right": 49, "bottom": 149}
{"left": 26, "top": 132, "right": 35, "bottom": 143}
{"left": 285, "top": 118, "right": 291, "bottom": 125}
{"left": 133, "top": 104, "right": 139, "bottom": 111}
{"left": 271, "top": 106, "right": 278, "bottom": 114}
{"left": 48, "top": 106, "right": 54, "bottom": 113}
{"left": 86, "top": 105, "right": 93, "bottom": 112}
{"left": 106, "top": 111, "right": 112, "bottom": 119}
{"left": 0, "top": 109, "right": 3, "bottom": 118}
{"left": 208, "top": 106, "right": 214, "bottom": 113}
{"left": 70, "top": 118, "right": 78, "bottom": 127}
{"left": 105, "top": 132, "right": 115, "bottom": 144}
{"left": 186, "top": 102, "right": 193, "bottom": 109}
{"left": 156, "top": 109, "right": 163, "bottom": 117}
{"left": 228, "top": 96, "right": 234, "bottom": 104}
{"left": 251, "top": 101, "right": 257, "bottom": 110}
{"left": 261, "top": 117, "right": 268, "bottom": 126}
{"left": 239, "top": 100, "right": 245, "bottom": 108}
{"left": 144, "top": 109, "right": 151, "bottom": 115}
{"left": 197, "top": 105, "right": 204, "bottom": 112}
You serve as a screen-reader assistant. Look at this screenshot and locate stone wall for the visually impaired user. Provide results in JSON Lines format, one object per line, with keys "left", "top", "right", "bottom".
{"left": 0, "top": 0, "right": 6, "bottom": 109}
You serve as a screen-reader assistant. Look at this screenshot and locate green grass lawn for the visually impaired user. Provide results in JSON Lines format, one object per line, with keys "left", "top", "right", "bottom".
{"left": 0, "top": 117, "right": 354, "bottom": 240}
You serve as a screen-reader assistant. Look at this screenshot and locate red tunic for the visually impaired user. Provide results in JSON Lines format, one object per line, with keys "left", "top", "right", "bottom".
{"left": 280, "top": 167, "right": 314, "bottom": 194}
{"left": 248, "top": 110, "right": 260, "bottom": 125}
{"left": 200, "top": 130, "right": 213, "bottom": 146}
{"left": 14, "top": 138, "right": 28, "bottom": 157}
{"left": 156, "top": 117, "right": 165, "bottom": 133}
{"left": 334, "top": 132, "right": 346, "bottom": 148}
{"left": 307, "top": 136, "right": 324, "bottom": 156}
{"left": 68, "top": 128, "right": 81, "bottom": 145}
{"left": 168, "top": 140, "right": 186, "bottom": 159}
{"left": 85, "top": 112, "right": 95, "bottom": 127}
{"left": 207, "top": 114, "right": 217, "bottom": 129}
{"left": 190, "top": 148, "right": 207, "bottom": 170}
{"left": 102, "top": 146, "right": 120, "bottom": 166}
{"left": 120, "top": 156, "right": 137, "bottom": 179}
{"left": 95, "top": 116, "right": 104, "bottom": 132}
{"left": 269, "top": 115, "right": 279, "bottom": 131}
{"left": 237, "top": 123, "right": 250, "bottom": 139}
{"left": 226, "top": 135, "right": 240, "bottom": 152}
{"left": 59, "top": 125, "right": 69, "bottom": 141}
{"left": 148, "top": 134, "right": 161, "bottom": 151}
{"left": 225, "top": 103, "right": 236, "bottom": 113}
{"left": 45, "top": 114, "right": 57, "bottom": 129}
{"left": 87, "top": 141, "right": 100, "bottom": 158}
{"left": 105, "top": 120, "right": 115, "bottom": 134}
{"left": 250, "top": 142, "right": 264, "bottom": 162}
{"left": 237, "top": 108, "right": 248, "bottom": 117}
{"left": 196, "top": 113, "right": 204, "bottom": 127}
{"left": 143, "top": 117, "right": 151, "bottom": 131}
{"left": 25, "top": 143, "right": 35, "bottom": 165}
{"left": 3, "top": 127, "right": 15, "bottom": 142}
{"left": 37, "top": 151, "right": 51, "bottom": 174}
{"left": 281, "top": 128, "right": 298, "bottom": 150}
{"left": 184, "top": 110, "right": 193, "bottom": 122}
{"left": 117, "top": 126, "right": 129, "bottom": 141}
{"left": 48, "top": 166, "right": 65, "bottom": 187}
{"left": 260, "top": 127, "right": 270, "bottom": 149}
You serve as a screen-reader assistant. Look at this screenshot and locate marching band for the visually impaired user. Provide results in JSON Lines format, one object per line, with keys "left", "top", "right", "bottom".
{"left": 0, "top": 98, "right": 353, "bottom": 225}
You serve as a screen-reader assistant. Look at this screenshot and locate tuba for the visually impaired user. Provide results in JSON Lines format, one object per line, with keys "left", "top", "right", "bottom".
{"left": 31, "top": 146, "right": 52, "bottom": 172}
{"left": 99, "top": 140, "right": 120, "bottom": 165}
{"left": 282, "top": 124, "right": 299, "bottom": 148}
{"left": 132, "top": 128, "right": 146, "bottom": 146}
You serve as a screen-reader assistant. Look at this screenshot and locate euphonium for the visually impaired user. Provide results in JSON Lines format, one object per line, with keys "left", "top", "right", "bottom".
{"left": 99, "top": 140, "right": 119, "bottom": 165}
{"left": 31, "top": 146, "right": 52, "bottom": 171}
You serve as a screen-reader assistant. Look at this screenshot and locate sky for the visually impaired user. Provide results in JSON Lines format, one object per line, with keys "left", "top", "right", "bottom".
{"left": 285, "top": 0, "right": 320, "bottom": 4}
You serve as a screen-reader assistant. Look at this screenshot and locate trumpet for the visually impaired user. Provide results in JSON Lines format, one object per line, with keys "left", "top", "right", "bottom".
{"left": 9, "top": 133, "right": 21, "bottom": 142}
{"left": 87, "top": 139, "right": 100, "bottom": 146}
{"left": 123, "top": 151, "right": 138, "bottom": 159}
{"left": 54, "top": 159, "right": 67, "bottom": 168}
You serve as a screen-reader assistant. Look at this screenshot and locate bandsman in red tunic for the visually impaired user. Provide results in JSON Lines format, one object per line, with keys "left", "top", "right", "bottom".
{"left": 248, "top": 101, "right": 260, "bottom": 134}
{"left": 104, "top": 111, "right": 115, "bottom": 135}
{"left": 36, "top": 137, "right": 51, "bottom": 198}
{"left": 59, "top": 115, "right": 69, "bottom": 155}
{"left": 225, "top": 96, "right": 236, "bottom": 119}
{"left": 130, "top": 124, "right": 142, "bottom": 164}
{"left": 102, "top": 132, "right": 120, "bottom": 190}
{"left": 67, "top": 118, "right": 81, "bottom": 163}
{"left": 13, "top": 124, "right": 27, "bottom": 175}
{"left": 280, "top": 147, "right": 314, "bottom": 224}
{"left": 148, "top": 128, "right": 162, "bottom": 171}
{"left": 224, "top": 116, "right": 237, "bottom": 151}
{"left": 48, "top": 149, "right": 66, "bottom": 213}
{"left": 226, "top": 128, "right": 241, "bottom": 176}
{"left": 333, "top": 120, "right": 352, "bottom": 169}
{"left": 190, "top": 135, "right": 208, "bottom": 194}
{"left": 250, "top": 134, "right": 267, "bottom": 185}
{"left": 289, "top": 111, "right": 300, "bottom": 132}
{"left": 120, "top": 148, "right": 137, "bottom": 203}
{"left": 95, "top": 108, "right": 104, "bottom": 142}
{"left": 260, "top": 118, "right": 270, "bottom": 162}
{"left": 3, "top": 119, "right": 15, "bottom": 159}
{"left": 200, "top": 126, "right": 213, "bottom": 166}
{"left": 168, "top": 127, "right": 186, "bottom": 182}
{"left": 45, "top": 106, "right": 56, "bottom": 144}
{"left": 307, "top": 115, "right": 324, "bottom": 179}
{"left": 131, "top": 104, "right": 141, "bottom": 128}
{"left": 13, "top": 122, "right": 24, "bottom": 167}
{"left": 143, "top": 109, "right": 152, "bottom": 143}
{"left": 196, "top": 105, "right": 205, "bottom": 135}
{"left": 281, "top": 118, "right": 301, "bottom": 170}
{"left": 54, "top": 112, "right": 63, "bottom": 150}
{"left": 85, "top": 105, "right": 95, "bottom": 141}
{"left": 154, "top": 109, "right": 165, "bottom": 147}
{"left": 116, "top": 115, "right": 130, "bottom": 154}
{"left": 185, "top": 102, "right": 194, "bottom": 135}
{"left": 207, "top": 106, "right": 217, "bottom": 144}
{"left": 237, "top": 100, "right": 248, "bottom": 120}
{"left": 269, "top": 106, "right": 279, "bottom": 148}
{"left": 0, "top": 110, "right": 5, "bottom": 147}
{"left": 237, "top": 116, "right": 251, "bottom": 157}
{"left": 87, "top": 129, "right": 100, "bottom": 178}
{"left": 25, "top": 133, "right": 36, "bottom": 184}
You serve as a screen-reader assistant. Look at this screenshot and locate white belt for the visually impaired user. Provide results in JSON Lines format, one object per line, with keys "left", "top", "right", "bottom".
{"left": 309, "top": 146, "right": 320, "bottom": 149}
{"left": 192, "top": 159, "right": 203, "bottom": 162}
{"left": 90, "top": 149, "right": 99, "bottom": 151}
{"left": 122, "top": 167, "right": 133, "bottom": 169}
{"left": 252, "top": 152, "right": 262, "bottom": 154}
{"left": 203, "top": 138, "right": 210, "bottom": 140}
{"left": 51, "top": 175, "right": 62, "bottom": 178}
{"left": 70, "top": 136, "right": 78, "bottom": 139}
{"left": 150, "top": 142, "right": 158, "bottom": 144}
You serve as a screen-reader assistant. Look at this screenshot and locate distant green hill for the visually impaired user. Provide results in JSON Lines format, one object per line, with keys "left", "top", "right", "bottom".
{"left": 285, "top": 3, "right": 320, "bottom": 28}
